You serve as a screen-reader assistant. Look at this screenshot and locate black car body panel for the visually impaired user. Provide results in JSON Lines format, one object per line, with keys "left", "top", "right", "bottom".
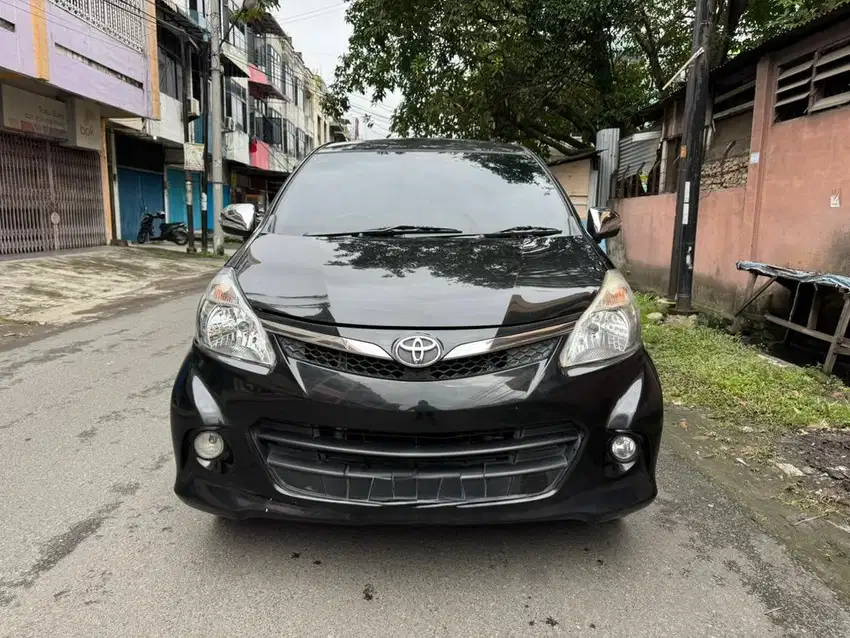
{"left": 171, "top": 138, "right": 663, "bottom": 524}
{"left": 172, "top": 346, "right": 662, "bottom": 524}
{"left": 234, "top": 234, "right": 608, "bottom": 328}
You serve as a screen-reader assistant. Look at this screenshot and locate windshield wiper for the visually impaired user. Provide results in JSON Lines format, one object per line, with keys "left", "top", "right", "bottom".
{"left": 483, "top": 226, "right": 563, "bottom": 237}
{"left": 306, "top": 225, "right": 463, "bottom": 238}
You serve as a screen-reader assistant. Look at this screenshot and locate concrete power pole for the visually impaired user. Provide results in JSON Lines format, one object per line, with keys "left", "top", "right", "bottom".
{"left": 181, "top": 39, "right": 197, "bottom": 253}
{"left": 668, "top": 0, "right": 713, "bottom": 312}
{"left": 210, "top": 0, "right": 225, "bottom": 255}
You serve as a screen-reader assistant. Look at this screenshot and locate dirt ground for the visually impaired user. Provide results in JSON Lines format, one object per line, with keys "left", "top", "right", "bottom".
{"left": 0, "top": 247, "right": 223, "bottom": 344}
{"left": 783, "top": 430, "right": 850, "bottom": 505}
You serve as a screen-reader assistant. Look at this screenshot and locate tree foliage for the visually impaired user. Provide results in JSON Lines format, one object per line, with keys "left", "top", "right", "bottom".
{"left": 325, "top": 0, "right": 845, "bottom": 155}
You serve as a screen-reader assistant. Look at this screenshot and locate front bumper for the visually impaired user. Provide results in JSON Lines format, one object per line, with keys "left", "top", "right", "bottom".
{"left": 170, "top": 345, "right": 663, "bottom": 525}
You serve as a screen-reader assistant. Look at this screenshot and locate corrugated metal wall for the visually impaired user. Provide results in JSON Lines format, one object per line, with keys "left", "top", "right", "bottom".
{"left": 0, "top": 132, "right": 105, "bottom": 255}
{"left": 595, "top": 128, "right": 620, "bottom": 206}
{"left": 617, "top": 131, "right": 661, "bottom": 179}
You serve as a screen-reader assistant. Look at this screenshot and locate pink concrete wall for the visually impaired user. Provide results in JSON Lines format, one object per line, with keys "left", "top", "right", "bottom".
{"left": 616, "top": 190, "right": 749, "bottom": 307}
{"left": 618, "top": 194, "right": 675, "bottom": 274}
{"left": 616, "top": 33, "right": 850, "bottom": 313}
{"left": 754, "top": 107, "right": 850, "bottom": 273}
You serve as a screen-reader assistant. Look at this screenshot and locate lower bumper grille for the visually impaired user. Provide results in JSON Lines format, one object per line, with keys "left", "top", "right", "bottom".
{"left": 253, "top": 423, "right": 581, "bottom": 506}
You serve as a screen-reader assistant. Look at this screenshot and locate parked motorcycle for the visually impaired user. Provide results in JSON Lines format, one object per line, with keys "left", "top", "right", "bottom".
{"left": 137, "top": 212, "right": 188, "bottom": 245}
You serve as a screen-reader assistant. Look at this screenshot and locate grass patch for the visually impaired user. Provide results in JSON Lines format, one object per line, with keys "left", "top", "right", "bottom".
{"left": 636, "top": 293, "right": 850, "bottom": 432}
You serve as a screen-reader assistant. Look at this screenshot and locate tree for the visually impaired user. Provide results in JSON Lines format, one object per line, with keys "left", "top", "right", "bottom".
{"left": 324, "top": 0, "right": 650, "bottom": 155}
{"left": 325, "top": 0, "right": 845, "bottom": 153}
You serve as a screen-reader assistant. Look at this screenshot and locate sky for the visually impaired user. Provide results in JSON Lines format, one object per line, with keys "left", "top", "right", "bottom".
{"left": 273, "top": 0, "right": 401, "bottom": 140}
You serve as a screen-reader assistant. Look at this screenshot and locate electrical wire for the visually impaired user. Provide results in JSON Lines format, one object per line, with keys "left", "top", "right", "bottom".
{"left": 277, "top": 2, "right": 347, "bottom": 24}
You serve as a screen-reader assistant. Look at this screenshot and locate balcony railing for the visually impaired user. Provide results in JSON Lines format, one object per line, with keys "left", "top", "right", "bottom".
{"left": 52, "top": 0, "right": 145, "bottom": 53}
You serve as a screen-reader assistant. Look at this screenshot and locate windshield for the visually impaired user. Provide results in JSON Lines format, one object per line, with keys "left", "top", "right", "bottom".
{"left": 265, "top": 150, "right": 582, "bottom": 236}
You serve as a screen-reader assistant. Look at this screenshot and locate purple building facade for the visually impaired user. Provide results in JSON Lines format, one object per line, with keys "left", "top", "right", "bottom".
{"left": 0, "top": 0, "right": 158, "bottom": 255}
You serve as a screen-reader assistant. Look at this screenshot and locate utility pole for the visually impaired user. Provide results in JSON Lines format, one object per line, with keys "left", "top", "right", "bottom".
{"left": 210, "top": 0, "right": 225, "bottom": 255}
{"left": 209, "top": 0, "right": 258, "bottom": 255}
{"left": 668, "top": 0, "right": 712, "bottom": 312}
{"left": 181, "top": 39, "right": 197, "bottom": 253}
{"left": 200, "top": 40, "right": 210, "bottom": 254}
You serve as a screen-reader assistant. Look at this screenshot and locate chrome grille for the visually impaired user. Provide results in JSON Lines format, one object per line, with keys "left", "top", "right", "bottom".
{"left": 277, "top": 336, "right": 558, "bottom": 381}
{"left": 254, "top": 423, "right": 581, "bottom": 505}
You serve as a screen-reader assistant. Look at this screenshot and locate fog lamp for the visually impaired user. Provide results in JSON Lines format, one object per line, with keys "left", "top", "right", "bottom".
{"left": 609, "top": 434, "right": 638, "bottom": 463}
{"left": 194, "top": 430, "right": 226, "bottom": 460}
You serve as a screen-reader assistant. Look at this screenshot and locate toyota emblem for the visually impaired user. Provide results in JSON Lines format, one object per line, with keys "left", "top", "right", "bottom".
{"left": 393, "top": 335, "right": 443, "bottom": 368}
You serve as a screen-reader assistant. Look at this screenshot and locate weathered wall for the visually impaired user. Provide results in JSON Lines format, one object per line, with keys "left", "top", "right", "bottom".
{"left": 616, "top": 26, "right": 850, "bottom": 315}
{"left": 47, "top": 4, "right": 150, "bottom": 117}
{"left": 550, "top": 159, "right": 591, "bottom": 219}
{"left": 616, "top": 194, "right": 676, "bottom": 294}
{"left": 0, "top": 0, "right": 38, "bottom": 78}
{"left": 701, "top": 156, "right": 749, "bottom": 191}
{"left": 0, "top": 2, "right": 152, "bottom": 118}
{"left": 615, "top": 189, "right": 749, "bottom": 310}
{"left": 754, "top": 106, "right": 850, "bottom": 273}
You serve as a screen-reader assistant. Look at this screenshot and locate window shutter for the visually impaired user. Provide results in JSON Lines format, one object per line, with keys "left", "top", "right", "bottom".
{"left": 775, "top": 53, "right": 815, "bottom": 122}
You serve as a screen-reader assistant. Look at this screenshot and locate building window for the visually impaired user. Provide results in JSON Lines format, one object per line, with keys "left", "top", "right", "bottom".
{"left": 812, "top": 41, "right": 850, "bottom": 112}
{"left": 158, "top": 48, "right": 183, "bottom": 101}
{"left": 266, "top": 45, "right": 282, "bottom": 87}
{"left": 713, "top": 71, "right": 755, "bottom": 122}
{"left": 304, "top": 90, "right": 312, "bottom": 118}
{"left": 267, "top": 108, "right": 283, "bottom": 147}
{"left": 225, "top": 0, "right": 246, "bottom": 52}
{"left": 287, "top": 121, "right": 296, "bottom": 156}
{"left": 775, "top": 39, "right": 850, "bottom": 122}
{"left": 282, "top": 62, "right": 291, "bottom": 100}
{"left": 292, "top": 76, "right": 300, "bottom": 106}
{"left": 226, "top": 80, "right": 248, "bottom": 132}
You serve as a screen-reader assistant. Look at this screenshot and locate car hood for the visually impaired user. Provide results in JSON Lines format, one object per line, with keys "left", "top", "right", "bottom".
{"left": 235, "top": 233, "right": 610, "bottom": 328}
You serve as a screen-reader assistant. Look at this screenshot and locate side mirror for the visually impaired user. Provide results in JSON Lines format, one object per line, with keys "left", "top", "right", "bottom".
{"left": 587, "top": 207, "right": 621, "bottom": 242}
{"left": 220, "top": 203, "right": 257, "bottom": 239}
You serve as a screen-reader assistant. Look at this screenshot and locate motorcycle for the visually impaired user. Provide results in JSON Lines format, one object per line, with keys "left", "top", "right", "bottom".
{"left": 137, "top": 212, "right": 188, "bottom": 246}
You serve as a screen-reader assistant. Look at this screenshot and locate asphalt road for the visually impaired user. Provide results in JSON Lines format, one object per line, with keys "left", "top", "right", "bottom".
{"left": 2, "top": 293, "right": 850, "bottom": 637}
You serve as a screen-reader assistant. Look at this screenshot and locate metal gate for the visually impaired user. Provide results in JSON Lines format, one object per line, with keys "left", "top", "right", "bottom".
{"left": 0, "top": 132, "right": 106, "bottom": 256}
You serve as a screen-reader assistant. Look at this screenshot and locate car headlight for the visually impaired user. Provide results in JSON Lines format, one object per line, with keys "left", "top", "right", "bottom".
{"left": 196, "top": 267, "right": 276, "bottom": 370}
{"left": 559, "top": 269, "right": 640, "bottom": 373}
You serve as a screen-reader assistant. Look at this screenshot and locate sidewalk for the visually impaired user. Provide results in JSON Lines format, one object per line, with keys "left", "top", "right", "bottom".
{"left": 0, "top": 246, "right": 226, "bottom": 338}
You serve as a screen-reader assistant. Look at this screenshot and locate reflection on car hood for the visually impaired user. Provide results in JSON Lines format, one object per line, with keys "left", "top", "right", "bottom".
{"left": 234, "top": 233, "right": 609, "bottom": 328}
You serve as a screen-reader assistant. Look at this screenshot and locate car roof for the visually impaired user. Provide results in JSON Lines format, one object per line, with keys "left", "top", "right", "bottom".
{"left": 315, "top": 138, "right": 527, "bottom": 155}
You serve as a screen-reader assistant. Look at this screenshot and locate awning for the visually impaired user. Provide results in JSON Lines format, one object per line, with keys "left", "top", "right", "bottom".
{"left": 221, "top": 42, "right": 250, "bottom": 78}
{"left": 248, "top": 65, "right": 285, "bottom": 100}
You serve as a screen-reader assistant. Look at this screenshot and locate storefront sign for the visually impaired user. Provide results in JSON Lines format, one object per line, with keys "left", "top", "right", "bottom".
{"left": 66, "top": 99, "right": 101, "bottom": 150}
{"left": 183, "top": 142, "right": 205, "bottom": 172}
{"left": 1, "top": 84, "right": 67, "bottom": 138}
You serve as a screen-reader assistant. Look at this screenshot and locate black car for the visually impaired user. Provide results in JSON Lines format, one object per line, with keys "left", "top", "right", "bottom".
{"left": 171, "top": 139, "right": 663, "bottom": 524}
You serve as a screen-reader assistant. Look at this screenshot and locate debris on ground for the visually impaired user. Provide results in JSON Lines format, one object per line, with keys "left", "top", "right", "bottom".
{"left": 783, "top": 430, "right": 850, "bottom": 503}
{"left": 665, "top": 314, "right": 699, "bottom": 328}
{"left": 362, "top": 584, "right": 376, "bottom": 601}
{"left": 775, "top": 462, "right": 805, "bottom": 477}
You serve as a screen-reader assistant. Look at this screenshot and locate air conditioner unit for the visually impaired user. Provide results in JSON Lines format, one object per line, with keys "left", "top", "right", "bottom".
{"left": 188, "top": 97, "right": 201, "bottom": 119}
{"left": 224, "top": 116, "right": 235, "bottom": 132}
